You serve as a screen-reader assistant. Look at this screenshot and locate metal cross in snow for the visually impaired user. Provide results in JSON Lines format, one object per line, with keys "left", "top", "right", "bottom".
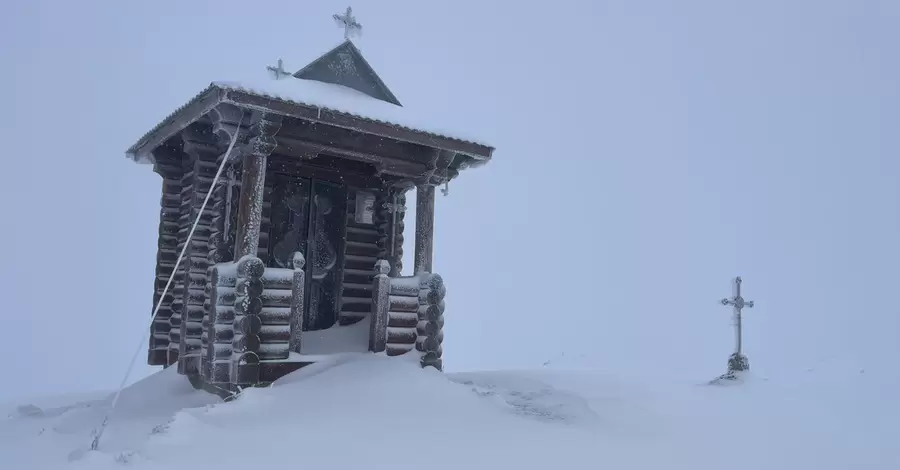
{"left": 333, "top": 6, "right": 362, "bottom": 40}
{"left": 267, "top": 58, "right": 291, "bottom": 80}
{"left": 720, "top": 276, "right": 755, "bottom": 356}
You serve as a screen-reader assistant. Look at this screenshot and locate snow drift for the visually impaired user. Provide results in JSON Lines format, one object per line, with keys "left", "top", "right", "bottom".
{"left": 2, "top": 354, "right": 897, "bottom": 469}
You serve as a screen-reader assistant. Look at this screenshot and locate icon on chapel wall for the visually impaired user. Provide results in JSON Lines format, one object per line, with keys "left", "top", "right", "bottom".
{"left": 355, "top": 191, "right": 376, "bottom": 224}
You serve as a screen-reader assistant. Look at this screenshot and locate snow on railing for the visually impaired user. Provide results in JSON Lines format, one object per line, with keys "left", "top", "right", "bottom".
{"left": 231, "top": 256, "right": 265, "bottom": 385}
{"left": 370, "top": 260, "right": 446, "bottom": 370}
{"left": 201, "top": 253, "right": 305, "bottom": 385}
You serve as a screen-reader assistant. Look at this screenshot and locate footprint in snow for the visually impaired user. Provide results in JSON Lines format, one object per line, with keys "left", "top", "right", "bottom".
{"left": 458, "top": 380, "right": 600, "bottom": 426}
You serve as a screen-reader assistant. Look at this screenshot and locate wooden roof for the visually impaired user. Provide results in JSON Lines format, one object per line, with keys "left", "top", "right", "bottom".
{"left": 126, "top": 81, "right": 493, "bottom": 165}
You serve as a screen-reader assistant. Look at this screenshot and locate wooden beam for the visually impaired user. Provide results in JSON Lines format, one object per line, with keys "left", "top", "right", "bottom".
{"left": 267, "top": 154, "right": 394, "bottom": 189}
{"left": 277, "top": 118, "right": 433, "bottom": 164}
{"left": 414, "top": 184, "right": 435, "bottom": 274}
{"left": 223, "top": 90, "right": 494, "bottom": 160}
{"left": 209, "top": 103, "right": 251, "bottom": 147}
{"left": 127, "top": 86, "right": 225, "bottom": 164}
{"left": 274, "top": 135, "right": 430, "bottom": 178}
{"left": 235, "top": 112, "right": 282, "bottom": 259}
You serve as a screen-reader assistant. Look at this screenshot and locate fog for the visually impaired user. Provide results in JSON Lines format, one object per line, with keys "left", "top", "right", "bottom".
{"left": 1, "top": 0, "right": 898, "bottom": 401}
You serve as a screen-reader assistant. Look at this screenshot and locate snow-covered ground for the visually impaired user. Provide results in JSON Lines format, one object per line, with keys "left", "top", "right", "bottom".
{"left": 2, "top": 354, "right": 897, "bottom": 470}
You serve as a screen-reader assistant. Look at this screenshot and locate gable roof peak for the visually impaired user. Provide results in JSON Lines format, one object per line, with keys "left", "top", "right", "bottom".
{"left": 292, "top": 39, "right": 402, "bottom": 107}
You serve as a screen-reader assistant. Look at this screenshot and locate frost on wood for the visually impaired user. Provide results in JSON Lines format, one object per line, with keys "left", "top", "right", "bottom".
{"left": 416, "top": 273, "right": 446, "bottom": 370}
{"left": 131, "top": 23, "right": 495, "bottom": 391}
{"left": 149, "top": 164, "right": 181, "bottom": 366}
{"left": 379, "top": 272, "right": 446, "bottom": 370}
{"left": 369, "top": 260, "right": 391, "bottom": 353}
{"left": 177, "top": 127, "right": 221, "bottom": 377}
{"left": 230, "top": 255, "right": 265, "bottom": 385}
{"left": 235, "top": 112, "right": 282, "bottom": 259}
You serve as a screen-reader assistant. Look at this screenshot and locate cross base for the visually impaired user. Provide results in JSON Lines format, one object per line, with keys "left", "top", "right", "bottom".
{"left": 727, "top": 352, "right": 750, "bottom": 373}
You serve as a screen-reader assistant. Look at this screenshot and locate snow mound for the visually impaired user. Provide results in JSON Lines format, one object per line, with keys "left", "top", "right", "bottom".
{"left": 2, "top": 355, "right": 898, "bottom": 469}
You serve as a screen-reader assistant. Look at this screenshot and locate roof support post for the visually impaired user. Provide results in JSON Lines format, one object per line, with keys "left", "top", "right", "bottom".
{"left": 413, "top": 149, "right": 454, "bottom": 275}
{"left": 414, "top": 184, "right": 435, "bottom": 275}
{"left": 235, "top": 112, "right": 282, "bottom": 259}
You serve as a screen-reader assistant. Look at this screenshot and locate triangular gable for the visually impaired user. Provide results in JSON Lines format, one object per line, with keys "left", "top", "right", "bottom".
{"left": 293, "top": 40, "right": 402, "bottom": 107}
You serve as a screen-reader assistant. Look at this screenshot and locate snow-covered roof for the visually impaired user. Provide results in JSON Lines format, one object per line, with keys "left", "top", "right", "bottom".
{"left": 217, "top": 76, "right": 488, "bottom": 145}
{"left": 125, "top": 74, "right": 494, "bottom": 164}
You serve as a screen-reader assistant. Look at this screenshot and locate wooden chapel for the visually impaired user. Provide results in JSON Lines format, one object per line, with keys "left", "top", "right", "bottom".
{"left": 124, "top": 9, "right": 494, "bottom": 393}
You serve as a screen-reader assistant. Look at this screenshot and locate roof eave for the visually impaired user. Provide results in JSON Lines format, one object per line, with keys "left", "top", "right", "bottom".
{"left": 124, "top": 84, "right": 494, "bottom": 166}
{"left": 222, "top": 88, "right": 494, "bottom": 161}
{"left": 125, "top": 85, "right": 226, "bottom": 164}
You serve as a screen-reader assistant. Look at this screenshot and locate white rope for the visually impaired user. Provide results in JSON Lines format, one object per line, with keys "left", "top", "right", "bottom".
{"left": 90, "top": 117, "right": 243, "bottom": 451}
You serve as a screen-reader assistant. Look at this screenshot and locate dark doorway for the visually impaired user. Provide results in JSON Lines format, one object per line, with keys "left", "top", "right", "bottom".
{"left": 267, "top": 175, "right": 347, "bottom": 331}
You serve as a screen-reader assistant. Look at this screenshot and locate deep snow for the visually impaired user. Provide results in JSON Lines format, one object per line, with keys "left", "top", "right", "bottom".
{"left": 2, "top": 354, "right": 897, "bottom": 469}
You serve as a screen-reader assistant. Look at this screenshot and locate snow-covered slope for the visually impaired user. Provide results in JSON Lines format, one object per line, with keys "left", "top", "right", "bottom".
{"left": 3, "top": 355, "right": 897, "bottom": 469}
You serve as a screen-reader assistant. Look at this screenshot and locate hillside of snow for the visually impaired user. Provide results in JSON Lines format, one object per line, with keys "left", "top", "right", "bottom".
{"left": 2, "top": 354, "right": 897, "bottom": 470}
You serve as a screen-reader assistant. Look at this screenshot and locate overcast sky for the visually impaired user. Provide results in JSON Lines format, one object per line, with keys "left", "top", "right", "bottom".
{"left": 1, "top": 0, "right": 898, "bottom": 401}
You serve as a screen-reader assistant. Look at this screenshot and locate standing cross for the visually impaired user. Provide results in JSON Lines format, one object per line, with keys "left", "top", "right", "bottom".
{"left": 720, "top": 276, "right": 754, "bottom": 358}
{"left": 333, "top": 6, "right": 362, "bottom": 40}
{"left": 267, "top": 58, "right": 291, "bottom": 80}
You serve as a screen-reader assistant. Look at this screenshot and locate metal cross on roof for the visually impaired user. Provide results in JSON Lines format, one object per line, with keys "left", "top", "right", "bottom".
{"left": 333, "top": 6, "right": 362, "bottom": 40}
{"left": 720, "top": 276, "right": 755, "bottom": 356}
{"left": 267, "top": 58, "right": 291, "bottom": 80}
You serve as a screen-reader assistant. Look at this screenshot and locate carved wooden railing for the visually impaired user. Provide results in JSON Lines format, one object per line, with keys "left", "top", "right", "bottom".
{"left": 370, "top": 261, "right": 446, "bottom": 370}
{"left": 201, "top": 253, "right": 305, "bottom": 385}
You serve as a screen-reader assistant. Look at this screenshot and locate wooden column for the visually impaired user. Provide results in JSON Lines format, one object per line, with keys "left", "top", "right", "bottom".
{"left": 234, "top": 112, "right": 282, "bottom": 259}
{"left": 369, "top": 260, "right": 391, "bottom": 353}
{"left": 412, "top": 149, "right": 453, "bottom": 275}
{"left": 414, "top": 184, "right": 435, "bottom": 274}
{"left": 388, "top": 187, "right": 410, "bottom": 277}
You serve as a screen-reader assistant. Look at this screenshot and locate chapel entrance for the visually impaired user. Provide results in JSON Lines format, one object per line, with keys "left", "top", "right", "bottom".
{"left": 266, "top": 175, "right": 347, "bottom": 332}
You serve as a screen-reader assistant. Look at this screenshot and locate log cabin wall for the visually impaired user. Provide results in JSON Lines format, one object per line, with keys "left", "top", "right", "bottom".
{"left": 374, "top": 272, "right": 446, "bottom": 369}
{"left": 149, "top": 160, "right": 183, "bottom": 366}
{"left": 175, "top": 127, "right": 221, "bottom": 375}
{"left": 167, "top": 156, "right": 191, "bottom": 363}
{"left": 339, "top": 189, "right": 382, "bottom": 326}
{"left": 256, "top": 267, "right": 295, "bottom": 360}
{"left": 200, "top": 157, "right": 239, "bottom": 379}
{"left": 341, "top": 186, "right": 408, "bottom": 325}
{"left": 146, "top": 111, "right": 452, "bottom": 371}
{"left": 204, "top": 263, "right": 235, "bottom": 383}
